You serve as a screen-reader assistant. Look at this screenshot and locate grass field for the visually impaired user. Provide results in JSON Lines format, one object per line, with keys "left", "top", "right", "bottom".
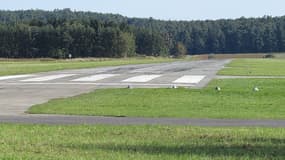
{"left": 218, "top": 59, "right": 285, "bottom": 76}
{"left": 0, "top": 124, "right": 284, "bottom": 160}
{"left": 29, "top": 78, "right": 285, "bottom": 119}
{"left": 0, "top": 57, "right": 176, "bottom": 76}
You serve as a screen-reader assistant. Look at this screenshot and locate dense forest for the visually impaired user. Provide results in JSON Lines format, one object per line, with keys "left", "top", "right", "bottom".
{"left": 0, "top": 9, "right": 284, "bottom": 58}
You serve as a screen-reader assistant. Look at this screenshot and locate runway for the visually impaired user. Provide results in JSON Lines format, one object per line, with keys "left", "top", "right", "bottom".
{"left": 0, "top": 60, "right": 230, "bottom": 115}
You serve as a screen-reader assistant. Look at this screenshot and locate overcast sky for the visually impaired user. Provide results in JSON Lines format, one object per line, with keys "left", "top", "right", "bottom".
{"left": 1, "top": 0, "right": 284, "bottom": 20}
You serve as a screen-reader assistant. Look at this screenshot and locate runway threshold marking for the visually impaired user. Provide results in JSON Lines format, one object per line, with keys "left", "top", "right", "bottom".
{"left": 21, "top": 74, "right": 76, "bottom": 82}
{"left": 173, "top": 75, "right": 205, "bottom": 84}
{"left": 0, "top": 82, "right": 195, "bottom": 87}
{"left": 0, "top": 74, "right": 34, "bottom": 81}
{"left": 122, "top": 75, "right": 162, "bottom": 83}
{"left": 71, "top": 74, "right": 119, "bottom": 82}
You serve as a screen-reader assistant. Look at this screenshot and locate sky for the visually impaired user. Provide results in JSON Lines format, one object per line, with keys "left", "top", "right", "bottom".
{"left": 1, "top": 0, "right": 284, "bottom": 21}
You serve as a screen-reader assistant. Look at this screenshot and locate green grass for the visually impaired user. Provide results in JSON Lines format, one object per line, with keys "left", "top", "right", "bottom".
{"left": 0, "top": 124, "right": 284, "bottom": 160}
{"left": 0, "top": 57, "right": 177, "bottom": 76}
{"left": 29, "top": 79, "right": 285, "bottom": 119}
{"left": 219, "top": 59, "right": 285, "bottom": 76}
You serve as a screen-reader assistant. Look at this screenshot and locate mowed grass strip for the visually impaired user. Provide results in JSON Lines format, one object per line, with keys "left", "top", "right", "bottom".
{"left": 29, "top": 79, "right": 285, "bottom": 119}
{"left": 0, "top": 124, "right": 284, "bottom": 160}
{"left": 0, "top": 57, "right": 176, "bottom": 76}
{"left": 218, "top": 58, "right": 285, "bottom": 76}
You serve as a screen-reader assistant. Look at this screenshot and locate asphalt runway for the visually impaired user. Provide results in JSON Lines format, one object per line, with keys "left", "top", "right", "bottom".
{"left": 1, "top": 114, "right": 285, "bottom": 127}
{"left": 1, "top": 59, "right": 285, "bottom": 127}
{"left": 0, "top": 59, "right": 230, "bottom": 115}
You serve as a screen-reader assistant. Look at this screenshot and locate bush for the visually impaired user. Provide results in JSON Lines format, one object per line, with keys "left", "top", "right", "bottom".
{"left": 263, "top": 54, "right": 275, "bottom": 58}
{"left": 173, "top": 42, "right": 187, "bottom": 58}
{"left": 49, "top": 49, "right": 66, "bottom": 59}
{"left": 208, "top": 53, "right": 215, "bottom": 59}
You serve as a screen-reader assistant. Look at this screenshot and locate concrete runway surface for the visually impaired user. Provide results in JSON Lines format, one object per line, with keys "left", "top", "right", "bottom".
{"left": 0, "top": 60, "right": 230, "bottom": 115}
{"left": 1, "top": 59, "right": 284, "bottom": 127}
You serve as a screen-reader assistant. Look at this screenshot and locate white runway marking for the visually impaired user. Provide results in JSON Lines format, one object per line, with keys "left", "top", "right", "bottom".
{"left": 122, "top": 75, "right": 162, "bottom": 83}
{"left": 0, "top": 74, "right": 34, "bottom": 80}
{"left": 0, "top": 75, "right": 34, "bottom": 81}
{"left": 173, "top": 75, "right": 205, "bottom": 84}
{"left": 71, "top": 74, "right": 118, "bottom": 82}
{"left": 0, "top": 82, "right": 195, "bottom": 87}
{"left": 21, "top": 74, "right": 76, "bottom": 82}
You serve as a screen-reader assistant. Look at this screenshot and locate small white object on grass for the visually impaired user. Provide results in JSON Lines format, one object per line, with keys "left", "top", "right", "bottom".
{"left": 253, "top": 86, "right": 259, "bottom": 92}
{"left": 215, "top": 86, "right": 221, "bottom": 91}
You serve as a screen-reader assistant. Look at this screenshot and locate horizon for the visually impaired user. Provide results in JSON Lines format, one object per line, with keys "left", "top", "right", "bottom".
{"left": 0, "top": 0, "right": 284, "bottom": 21}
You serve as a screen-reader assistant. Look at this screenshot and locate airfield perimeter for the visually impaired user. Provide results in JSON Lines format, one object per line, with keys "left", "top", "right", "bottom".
{"left": 1, "top": 59, "right": 285, "bottom": 127}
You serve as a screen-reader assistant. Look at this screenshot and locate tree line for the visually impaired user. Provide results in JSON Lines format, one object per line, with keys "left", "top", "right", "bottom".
{"left": 0, "top": 9, "right": 284, "bottom": 58}
{"left": 0, "top": 17, "right": 137, "bottom": 58}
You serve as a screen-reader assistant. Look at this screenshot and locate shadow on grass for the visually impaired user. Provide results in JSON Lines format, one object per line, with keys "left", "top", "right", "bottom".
{"left": 64, "top": 138, "right": 285, "bottom": 159}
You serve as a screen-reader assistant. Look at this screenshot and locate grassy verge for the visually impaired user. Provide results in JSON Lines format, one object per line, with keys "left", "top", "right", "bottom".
{"left": 218, "top": 59, "right": 285, "bottom": 76}
{"left": 29, "top": 79, "right": 285, "bottom": 119}
{"left": 0, "top": 57, "right": 177, "bottom": 76}
{"left": 0, "top": 124, "right": 284, "bottom": 160}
